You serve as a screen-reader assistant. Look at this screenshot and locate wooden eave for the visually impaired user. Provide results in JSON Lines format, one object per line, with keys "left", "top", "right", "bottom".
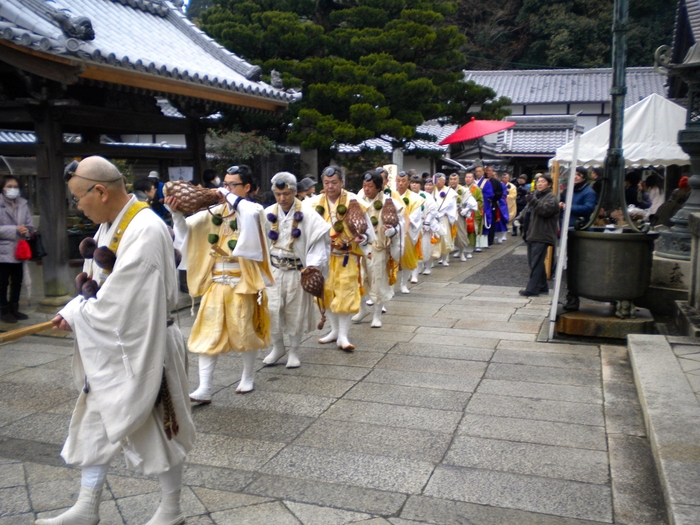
{"left": 0, "top": 40, "right": 287, "bottom": 113}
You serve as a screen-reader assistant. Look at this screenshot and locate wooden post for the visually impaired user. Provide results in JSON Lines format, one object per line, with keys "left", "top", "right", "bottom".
{"left": 186, "top": 118, "right": 206, "bottom": 186}
{"left": 34, "top": 106, "right": 72, "bottom": 301}
{"left": 545, "top": 161, "right": 561, "bottom": 279}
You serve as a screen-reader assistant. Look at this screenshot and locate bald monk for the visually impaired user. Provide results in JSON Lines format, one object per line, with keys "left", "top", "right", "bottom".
{"left": 43, "top": 156, "right": 195, "bottom": 525}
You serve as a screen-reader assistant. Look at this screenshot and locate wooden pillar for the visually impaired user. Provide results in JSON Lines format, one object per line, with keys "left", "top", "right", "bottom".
{"left": 186, "top": 118, "right": 206, "bottom": 185}
{"left": 34, "top": 106, "right": 72, "bottom": 301}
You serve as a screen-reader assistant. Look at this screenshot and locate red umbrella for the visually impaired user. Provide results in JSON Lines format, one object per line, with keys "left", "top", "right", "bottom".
{"left": 440, "top": 117, "right": 515, "bottom": 145}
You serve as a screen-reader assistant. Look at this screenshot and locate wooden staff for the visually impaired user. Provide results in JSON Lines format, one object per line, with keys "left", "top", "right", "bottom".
{"left": 0, "top": 321, "right": 55, "bottom": 344}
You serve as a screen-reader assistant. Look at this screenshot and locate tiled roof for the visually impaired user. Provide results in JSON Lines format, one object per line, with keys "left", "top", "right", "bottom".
{"left": 464, "top": 68, "right": 666, "bottom": 106}
{"left": 337, "top": 122, "right": 457, "bottom": 154}
{"left": 498, "top": 116, "right": 583, "bottom": 155}
{"left": 0, "top": 0, "right": 300, "bottom": 107}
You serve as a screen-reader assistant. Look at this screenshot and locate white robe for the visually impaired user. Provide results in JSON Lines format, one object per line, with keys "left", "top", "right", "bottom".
{"left": 263, "top": 200, "right": 331, "bottom": 338}
{"left": 432, "top": 186, "right": 457, "bottom": 255}
{"left": 59, "top": 196, "right": 195, "bottom": 475}
{"left": 361, "top": 193, "right": 405, "bottom": 304}
{"left": 418, "top": 192, "right": 440, "bottom": 263}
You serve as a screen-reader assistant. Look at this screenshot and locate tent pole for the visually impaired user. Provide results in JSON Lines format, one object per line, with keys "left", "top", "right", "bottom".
{"left": 548, "top": 132, "right": 581, "bottom": 341}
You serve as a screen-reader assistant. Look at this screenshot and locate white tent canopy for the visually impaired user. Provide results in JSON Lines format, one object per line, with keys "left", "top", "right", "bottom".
{"left": 552, "top": 93, "right": 690, "bottom": 168}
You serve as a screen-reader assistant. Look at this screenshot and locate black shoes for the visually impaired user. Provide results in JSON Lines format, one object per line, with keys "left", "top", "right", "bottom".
{"left": 9, "top": 303, "right": 28, "bottom": 320}
{"left": 519, "top": 289, "right": 539, "bottom": 297}
{"left": 1, "top": 306, "right": 16, "bottom": 323}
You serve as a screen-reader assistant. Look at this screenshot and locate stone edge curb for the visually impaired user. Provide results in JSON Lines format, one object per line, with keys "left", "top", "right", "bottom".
{"left": 628, "top": 334, "right": 700, "bottom": 525}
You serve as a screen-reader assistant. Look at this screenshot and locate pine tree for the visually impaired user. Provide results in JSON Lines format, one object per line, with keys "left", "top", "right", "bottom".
{"left": 199, "top": 0, "right": 510, "bottom": 157}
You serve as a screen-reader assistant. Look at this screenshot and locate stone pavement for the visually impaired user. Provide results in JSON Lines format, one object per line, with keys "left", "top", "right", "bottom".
{"left": 0, "top": 239, "right": 668, "bottom": 524}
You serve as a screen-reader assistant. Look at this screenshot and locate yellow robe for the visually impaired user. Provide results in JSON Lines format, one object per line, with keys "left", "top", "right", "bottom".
{"left": 399, "top": 190, "right": 424, "bottom": 271}
{"left": 308, "top": 190, "right": 369, "bottom": 314}
{"left": 185, "top": 202, "right": 274, "bottom": 355}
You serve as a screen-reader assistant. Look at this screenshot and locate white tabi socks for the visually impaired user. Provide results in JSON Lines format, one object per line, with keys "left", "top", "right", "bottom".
{"left": 318, "top": 311, "right": 339, "bottom": 343}
{"left": 286, "top": 335, "right": 301, "bottom": 369}
{"left": 34, "top": 465, "right": 108, "bottom": 525}
{"left": 399, "top": 270, "right": 410, "bottom": 294}
{"left": 351, "top": 296, "right": 370, "bottom": 322}
{"left": 263, "top": 336, "right": 286, "bottom": 366}
{"left": 410, "top": 266, "right": 419, "bottom": 283}
{"left": 371, "top": 303, "right": 383, "bottom": 328}
{"left": 236, "top": 351, "right": 256, "bottom": 393}
{"left": 144, "top": 463, "right": 185, "bottom": 525}
{"left": 336, "top": 314, "right": 355, "bottom": 351}
{"left": 189, "top": 354, "right": 217, "bottom": 404}
{"left": 422, "top": 260, "right": 432, "bottom": 275}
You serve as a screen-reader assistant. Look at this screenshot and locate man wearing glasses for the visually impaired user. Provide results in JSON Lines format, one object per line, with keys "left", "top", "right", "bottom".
{"left": 307, "top": 166, "right": 374, "bottom": 351}
{"left": 167, "top": 165, "right": 274, "bottom": 401}
{"left": 44, "top": 156, "right": 195, "bottom": 525}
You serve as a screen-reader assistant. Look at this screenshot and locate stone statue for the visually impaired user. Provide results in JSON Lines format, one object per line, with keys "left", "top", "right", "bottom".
{"left": 270, "top": 69, "right": 283, "bottom": 89}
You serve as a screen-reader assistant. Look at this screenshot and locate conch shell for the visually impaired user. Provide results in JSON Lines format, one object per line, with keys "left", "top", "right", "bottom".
{"left": 163, "top": 180, "right": 219, "bottom": 215}
{"left": 381, "top": 195, "right": 399, "bottom": 228}
{"left": 344, "top": 199, "right": 367, "bottom": 237}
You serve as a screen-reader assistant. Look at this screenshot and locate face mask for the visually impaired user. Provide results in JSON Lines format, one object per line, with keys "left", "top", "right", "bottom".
{"left": 213, "top": 177, "right": 221, "bottom": 186}
{"left": 4, "top": 188, "right": 19, "bottom": 200}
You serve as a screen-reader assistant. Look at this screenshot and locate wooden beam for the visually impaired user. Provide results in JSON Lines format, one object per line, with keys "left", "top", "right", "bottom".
{"left": 79, "top": 63, "right": 284, "bottom": 112}
{"left": 0, "top": 41, "right": 81, "bottom": 85}
{"left": 0, "top": 107, "right": 35, "bottom": 126}
{"left": 186, "top": 119, "right": 207, "bottom": 185}
{"left": 59, "top": 105, "right": 193, "bottom": 134}
{"left": 63, "top": 143, "right": 194, "bottom": 160}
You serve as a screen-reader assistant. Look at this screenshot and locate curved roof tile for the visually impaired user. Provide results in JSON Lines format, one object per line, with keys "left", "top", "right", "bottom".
{"left": 0, "top": 0, "right": 300, "bottom": 107}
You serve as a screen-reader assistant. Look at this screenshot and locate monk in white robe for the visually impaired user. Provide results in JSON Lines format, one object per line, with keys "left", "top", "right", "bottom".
{"left": 262, "top": 172, "right": 330, "bottom": 368}
{"left": 45, "top": 156, "right": 195, "bottom": 525}
{"left": 432, "top": 173, "right": 457, "bottom": 266}
{"left": 409, "top": 176, "right": 439, "bottom": 278}
{"left": 353, "top": 170, "right": 405, "bottom": 328}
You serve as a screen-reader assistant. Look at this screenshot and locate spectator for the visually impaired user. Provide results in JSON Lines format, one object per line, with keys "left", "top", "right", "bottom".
{"left": 202, "top": 168, "right": 220, "bottom": 189}
{"left": 297, "top": 177, "right": 316, "bottom": 200}
{"left": 520, "top": 174, "right": 559, "bottom": 297}
{"left": 514, "top": 175, "right": 529, "bottom": 236}
{"left": 132, "top": 177, "right": 156, "bottom": 203}
{"left": 560, "top": 167, "right": 597, "bottom": 227}
{"left": 655, "top": 176, "right": 691, "bottom": 227}
{"left": 147, "top": 170, "right": 170, "bottom": 222}
{"left": 643, "top": 173, "right": 664, "bottom": 215}
{"left": 0, "top": 175, "right": 33, "bottom": 323}
{"left": 591, "top": 167, "right": 603, "bottom": 196}
{"left": 624, "top": 172, "right": 645, "bottom": 208}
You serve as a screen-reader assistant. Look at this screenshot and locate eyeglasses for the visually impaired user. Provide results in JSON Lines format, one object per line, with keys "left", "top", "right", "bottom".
{"left": 71, "top": 184, "right": 96, "bottom": 206}
{"left": 222, "top": 181, "right": 243, "bottom": 189}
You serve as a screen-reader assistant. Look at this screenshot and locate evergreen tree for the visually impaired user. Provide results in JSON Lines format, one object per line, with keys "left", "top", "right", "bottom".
{"left": 198, "top": 0, "right": 510, "bottom": 157}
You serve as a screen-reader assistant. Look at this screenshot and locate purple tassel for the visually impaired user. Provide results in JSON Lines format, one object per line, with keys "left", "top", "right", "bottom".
{"left": 294, "top": 211, "right": 304, "bottom": 222}
{"left": 292, "top": 228, "right": 301, "bottom": 238}
{"left": 267, "top": 213, "right": 278, "bottom": 223}
{"left": 268, "top": 230, "right": 279, "bottom": 241}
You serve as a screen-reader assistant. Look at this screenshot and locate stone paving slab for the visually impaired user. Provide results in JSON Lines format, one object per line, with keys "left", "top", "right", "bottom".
{"left": 343, "top": 382, "right": 472, "bottom": 411}
{"left": 458, "top": 413, "right": 608, "bottom": 450}
{"left": 443, "top": 435, "right": 610, "bottom": 484}
{"left": 466, "top": 393, "right": 605, "bottom": 427}
{"left": 424, "top": 465, "right": 613, "bottom": 523}
{"left": 387, "top": 342, "right": 494, "bottom": 362}
{"left": 476, "top": 378, "right": 603, "bottom": 404}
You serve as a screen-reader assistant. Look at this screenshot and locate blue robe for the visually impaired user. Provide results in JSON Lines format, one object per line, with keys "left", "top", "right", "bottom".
{"left": 496, "top": 182, "right": 510, "bottom": 232}
{"left": 476, "top": 177, "right": 494, "bottom": 232}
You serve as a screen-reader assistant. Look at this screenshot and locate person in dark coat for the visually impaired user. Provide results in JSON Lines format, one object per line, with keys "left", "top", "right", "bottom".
{"left": 520, "top": 174, "right": 559, "bottom": 297}
{"left": 0, "top": 176, "right": 34, "bottom": 322}
{"left": 560, "top": 167, "right": 597, "bottom": 227}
